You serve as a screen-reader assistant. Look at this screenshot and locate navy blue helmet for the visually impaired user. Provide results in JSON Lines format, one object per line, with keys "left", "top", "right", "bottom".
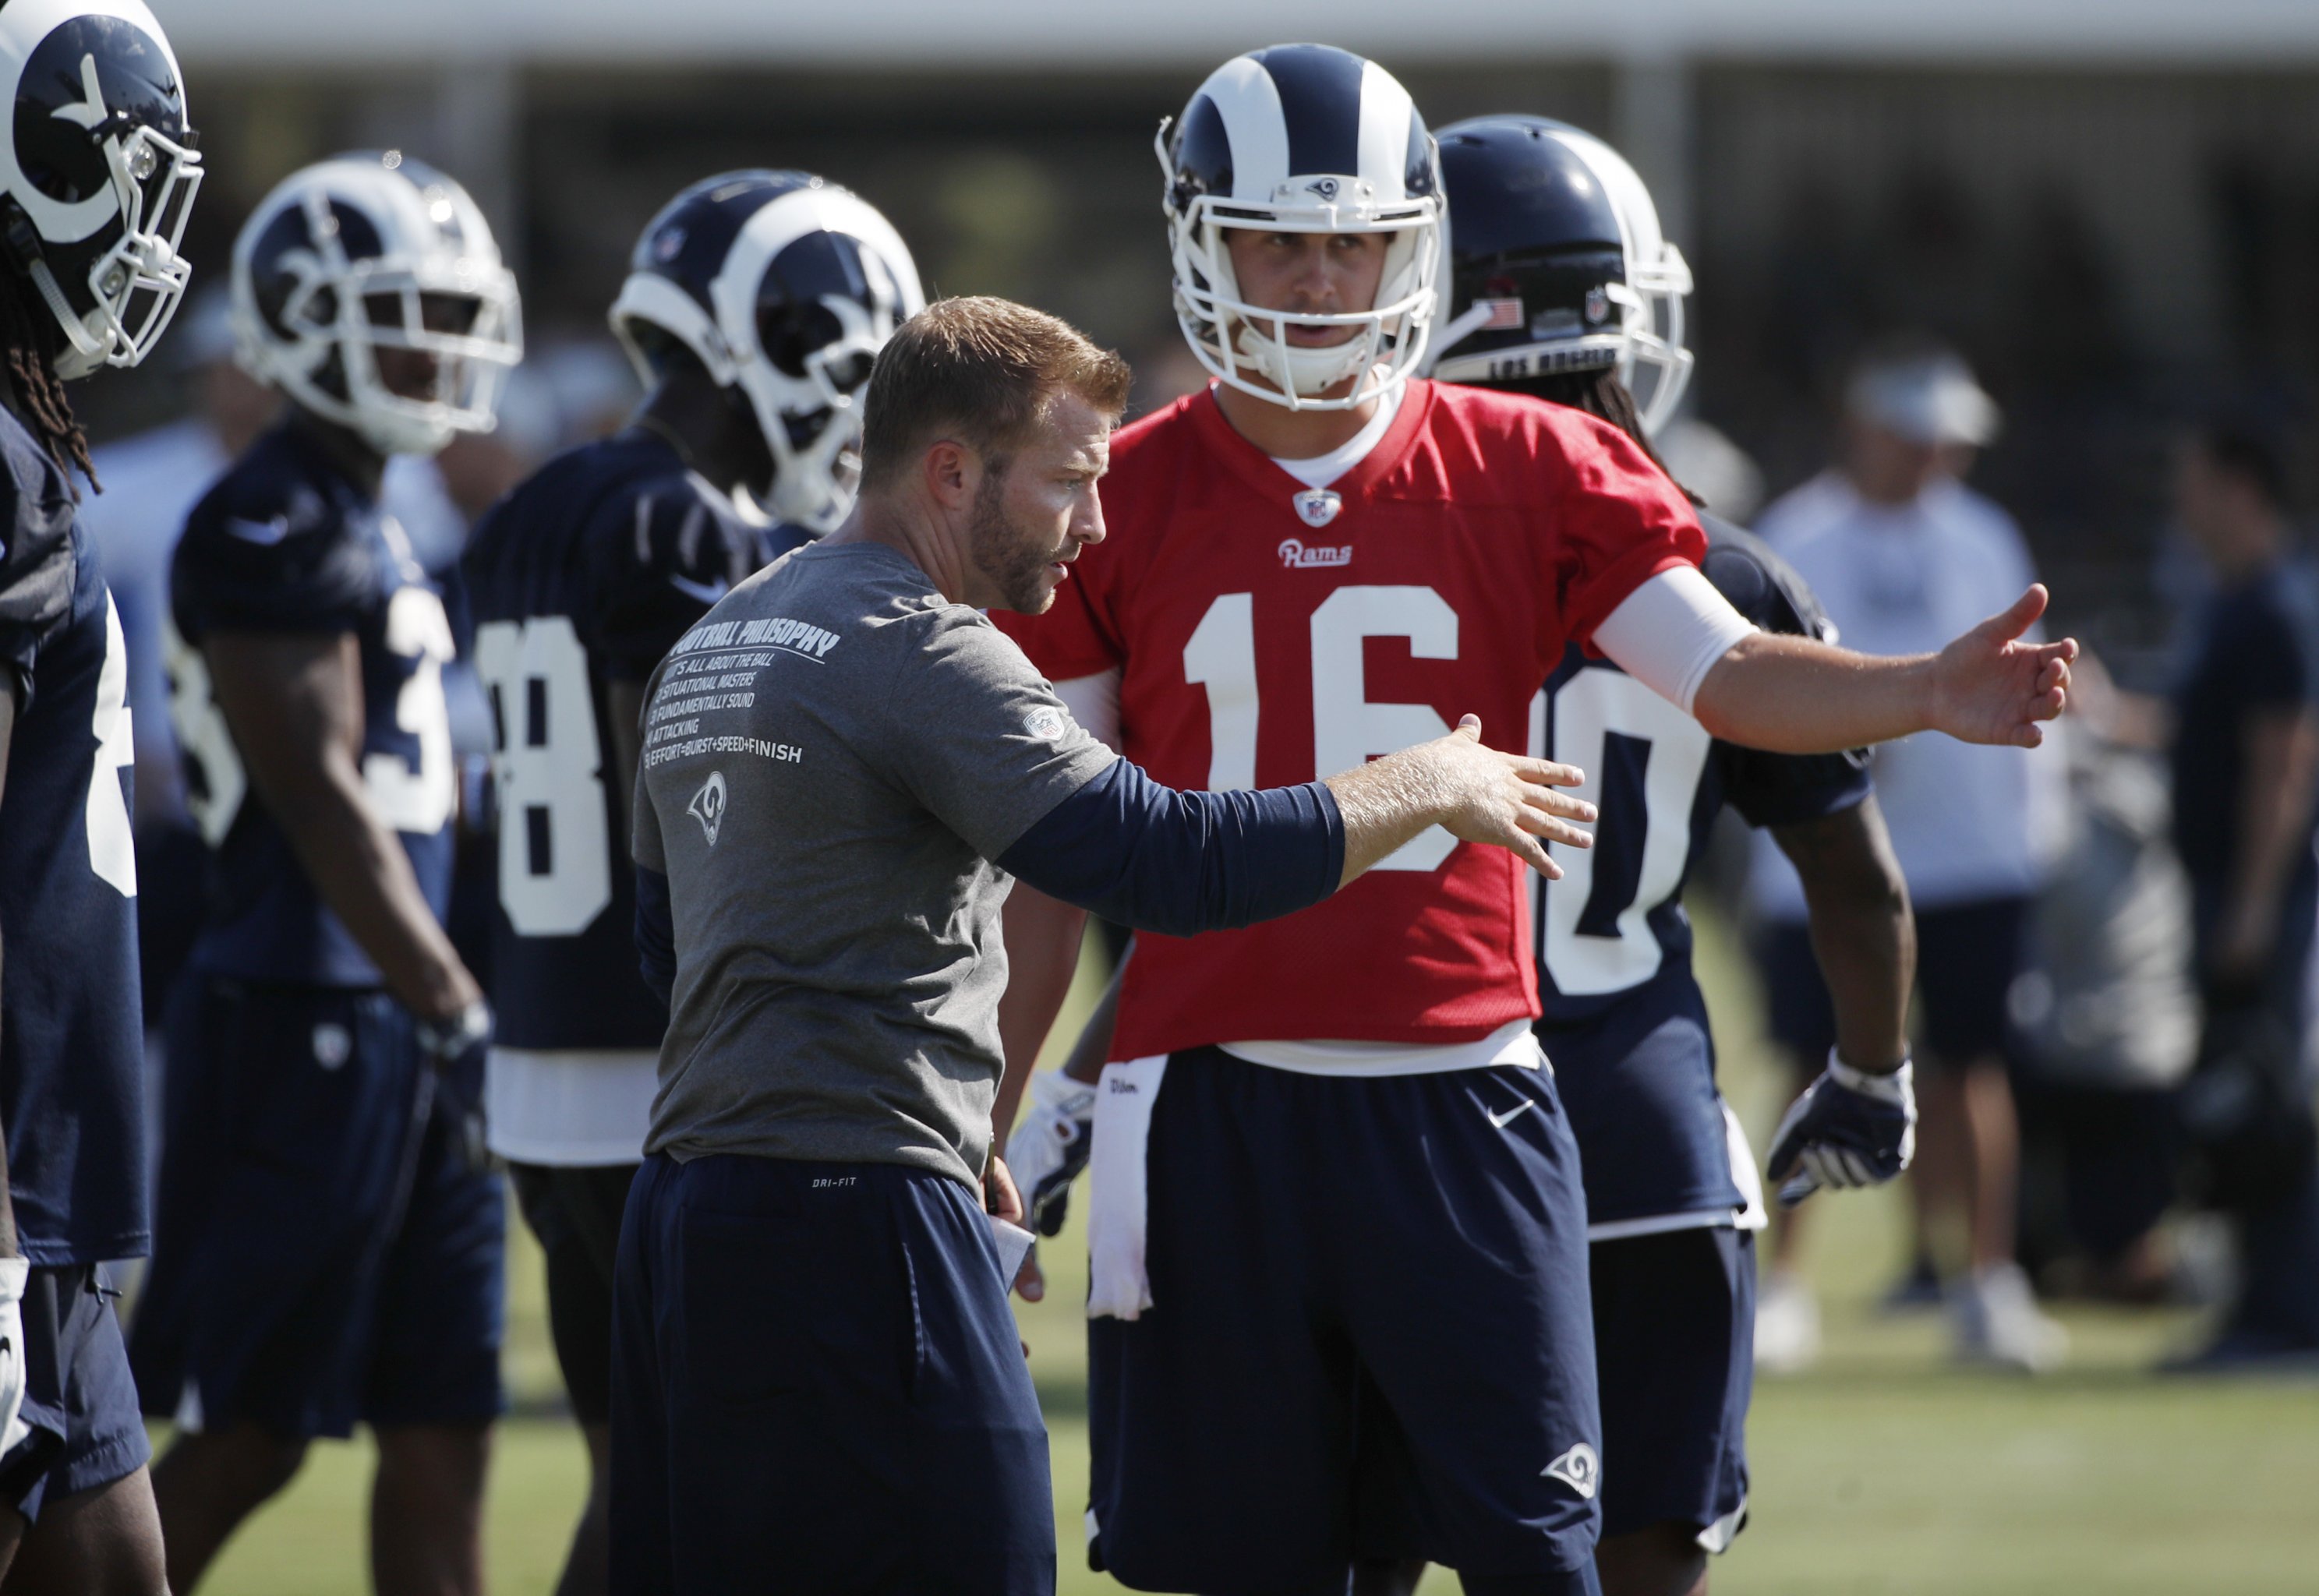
{"left": 609, "top": 171, "right": 923, "bottom": 533}
{"left": 1158, "top": 44, "right": 1441, "bottom": 411}
{"left": 0, "top": 0, "right": 200, "bottom": 376}
{"left": 1428, "top": 115, "right": 1692, "bottom": 434}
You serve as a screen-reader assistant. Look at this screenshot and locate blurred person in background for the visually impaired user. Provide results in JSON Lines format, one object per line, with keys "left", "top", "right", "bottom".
{"left": 461, "top": 171, "right": 921, "bottom": 1596}
{"left": 2156, "top": 419, "right": 2319, "bottom": 1367}
{"left": 1747, "top": 343, "right": 2071, "bottom": 1372}
{"left": 2005, "top": 690, "right": 2199, "bottom": 1305}
{"left": 129, "top": 154, "right": 521, "bottom": 1596}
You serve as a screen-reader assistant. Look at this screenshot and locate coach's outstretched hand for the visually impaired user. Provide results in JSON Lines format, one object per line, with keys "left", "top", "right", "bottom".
{"left": 1326, "top": 715, "right": 1596, "bottom": 885}
{"left": 1929, "top": 584, "right": 2077, "bottom": 748}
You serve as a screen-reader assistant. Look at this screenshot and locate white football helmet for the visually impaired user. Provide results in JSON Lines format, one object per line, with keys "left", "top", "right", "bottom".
{"left": 1159, "top": 44, "right": 1443, "bottom": 411}
{"left": 0, "top": 0, "right": 201, "bottom": 376}
{"left": 1429, "top": 116, "right": 1693, "bottom": 436}
{"left": 232, "top": 152, "right": 521, "bottom": 457}
{"left": 609, "top": 171, "right": 924, "bottom": 533}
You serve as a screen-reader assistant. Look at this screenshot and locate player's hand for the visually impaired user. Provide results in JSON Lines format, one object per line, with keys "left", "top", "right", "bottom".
{"left": 1928, "top": 585, "right": 2078, "bottom": 748}
{"left": 0, "top": 1256, "right": 31, "bottom": 1460}
{"left": 1431, "top": 715, "right": 1596, "bottom": 879}
{"left": 415, "top": 997, "right": 493, "bottom": 1069}
{"left": 1766, "top": 1054, "right": 1918, "bottom": 1206}
{"left": 1006, "top": 1071, "right": 1098, "bottom": 1243}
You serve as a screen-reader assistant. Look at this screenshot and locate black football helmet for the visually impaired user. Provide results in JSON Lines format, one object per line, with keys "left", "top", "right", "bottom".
{"left": 1429, "top": 115, "right": 1692, "bottom": 433}
{"left": 0, "top": 0, "right": 200, "bottom": 376}
{"left": 609, "top": 171, "right": 923, "bottom": 533}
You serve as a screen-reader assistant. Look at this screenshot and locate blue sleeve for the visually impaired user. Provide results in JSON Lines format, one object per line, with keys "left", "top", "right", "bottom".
{"left": 997, "top": 758, "right": 1344, "bottom": 937}
{"left": 635, "top": 863, "right": 674, "bottom": 1010}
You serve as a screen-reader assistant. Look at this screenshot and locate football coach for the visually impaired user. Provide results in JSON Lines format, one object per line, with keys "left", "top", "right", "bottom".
{"left": 609, "top": 296, "right": 1596, "bottom": 1594}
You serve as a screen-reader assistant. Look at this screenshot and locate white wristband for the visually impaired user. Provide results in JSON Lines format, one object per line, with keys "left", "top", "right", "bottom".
{"left": 1829, "top": 1050, "right": 1913, "bottom": 1105}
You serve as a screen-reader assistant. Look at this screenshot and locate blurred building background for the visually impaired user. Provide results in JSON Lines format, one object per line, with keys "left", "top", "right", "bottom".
{"left": 87, "top": 0, "right": 2319, "bottom": 660}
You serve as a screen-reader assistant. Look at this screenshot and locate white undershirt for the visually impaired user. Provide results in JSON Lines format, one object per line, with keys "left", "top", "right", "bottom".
{"left": 1269, "top": 385, "right": 1404, "bottom": 489}
{"left": 1049, "top": 411, "right": 1759, "bottom": 1077}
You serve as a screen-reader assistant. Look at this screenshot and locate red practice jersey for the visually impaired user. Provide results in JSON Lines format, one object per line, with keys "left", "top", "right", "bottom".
{"left": 1000, "top": 378, "right": 1706, "bottom": 1061}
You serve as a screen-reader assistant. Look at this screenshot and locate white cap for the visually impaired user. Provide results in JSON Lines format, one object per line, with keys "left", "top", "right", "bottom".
{"left": 1847, "top": 349, "right": 1999, "bottom": 448}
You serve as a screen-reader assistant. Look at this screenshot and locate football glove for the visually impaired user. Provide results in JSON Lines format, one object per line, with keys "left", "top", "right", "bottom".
{"left": 0, "top": 1256, "right": 30, "bottom": 1460}
{"left": 1006, "top": 1071, "right": 1098, "bottom": 1238}
{"left": 416, "top": 998, "right": 493, "bottom": 1069}
{"left": 1766, "top": 1053, "right": 1917, "bottom": 1206}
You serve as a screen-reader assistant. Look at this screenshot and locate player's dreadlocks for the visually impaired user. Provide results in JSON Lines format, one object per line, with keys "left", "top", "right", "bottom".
{"left": 1503, "top": 366, "right": 1699, "bottom": 508}
{"left": 0, "top": 270, "right": 99, "bottom": 496}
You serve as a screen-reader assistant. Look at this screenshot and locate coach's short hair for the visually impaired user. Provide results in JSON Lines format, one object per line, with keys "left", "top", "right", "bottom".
{"left": 859, "top": 297, "right": 1133, "bottom": 491}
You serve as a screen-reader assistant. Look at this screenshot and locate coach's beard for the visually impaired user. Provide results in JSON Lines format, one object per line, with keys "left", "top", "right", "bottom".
{"left": 969, "top": 468, "right": 1070, "bottom": 614}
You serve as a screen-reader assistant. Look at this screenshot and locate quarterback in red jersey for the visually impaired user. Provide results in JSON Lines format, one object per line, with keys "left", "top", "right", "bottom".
{"left": 997, "top": 44, "right": 2073, "bottom": 1596}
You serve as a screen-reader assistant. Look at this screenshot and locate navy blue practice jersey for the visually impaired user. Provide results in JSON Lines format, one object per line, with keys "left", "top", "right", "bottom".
{"left": 169, "top": 422, "right": 458, "bottom": 987}
{"left": 1534, "top": 514, "right": 1871, "bottom": 1227}
{"left": 461, "top": 429, "right": 801, "bottom": 1052}
{"left": 0, "top": 410, "right": 147, "bottom": 1265}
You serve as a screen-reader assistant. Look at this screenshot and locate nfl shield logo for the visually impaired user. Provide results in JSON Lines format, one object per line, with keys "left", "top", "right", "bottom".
{"left": 1583, "top": 287, "right": 1612, "bottom": 326}
{"left": 1293, "top": 489, "right": 1342, "bottom": 528}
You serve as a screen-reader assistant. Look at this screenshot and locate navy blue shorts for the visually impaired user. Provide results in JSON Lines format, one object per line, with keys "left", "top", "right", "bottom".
{"left": 0, "top": 1266, "right": 150, "bottom": 1522}
{"left": 129, "top": 979, "right": 505, "bottom": 1439}
{"left": 1087, "top": 1049, "right": 1603, "bottom": 1595}
{"left": 1590, "top": 1227, "right": 1752, "bottom": 1550}
{"left": 1759, "top": 895, "right": 2028, "bottom": 1068}
{"left": 610, "top": 1153, "right": 1052, "bottom": 1595}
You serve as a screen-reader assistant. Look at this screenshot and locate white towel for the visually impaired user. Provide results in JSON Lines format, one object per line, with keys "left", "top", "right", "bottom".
{"left": 1085, "top": 1055, "right": 1168, "bottom": 1320}
{"left": 1723, "top": 1098, "right": 1769, "bottom": 1232}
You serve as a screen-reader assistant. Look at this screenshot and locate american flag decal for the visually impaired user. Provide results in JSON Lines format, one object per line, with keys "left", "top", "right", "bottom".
{"left": 1477, "top": 297, "right": 1523, "bottom": 330}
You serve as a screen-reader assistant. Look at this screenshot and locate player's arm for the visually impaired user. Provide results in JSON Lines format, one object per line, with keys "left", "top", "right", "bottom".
{"left": 203, "top": 630, "right": 483, "bottom": 1025}
{"left": 1763, "top": 797, "right": 1921, "bottom": 1204}
{"left": 2213, "top": 704, "right": 2319, "bottom": 987}
{"left": 1774, "top": 796, "right": 1914, "bottom": 1073}
{"left": 1595, "top": 567, "right": 2073, "bottom": 755}
{"left": 1692, "top": 584, "right": 2073, "bottom": 754}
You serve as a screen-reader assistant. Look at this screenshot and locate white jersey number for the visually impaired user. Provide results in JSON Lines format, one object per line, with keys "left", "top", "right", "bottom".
{"left": 165, "top": 615, "right": 246, "bottom": 849}
{"left": 1543, "top": 667, "right": 1711, "bottom": 994}
{"left": 362, "top": 586, "right": 457, "bottom": 835}
{"left": 84, "top": 594, "right": 136, "bottom": 895}
{"left": 472, "top": 616, "right": 611, "bottom": 936}
{"left": 1183, "top": 585, "right": 1458, "bottom": 873}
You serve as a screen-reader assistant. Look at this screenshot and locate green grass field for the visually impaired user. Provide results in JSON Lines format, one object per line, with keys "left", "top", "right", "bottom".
{"left": 182, "top": 913, "right": 2319, "bottom": 1594}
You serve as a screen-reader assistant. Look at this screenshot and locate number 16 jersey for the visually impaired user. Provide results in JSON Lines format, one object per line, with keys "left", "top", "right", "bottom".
{"left": 999, "top": 379, "right": 1706, "bottom": 1062}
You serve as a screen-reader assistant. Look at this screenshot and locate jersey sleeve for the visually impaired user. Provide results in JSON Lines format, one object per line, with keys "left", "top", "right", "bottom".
{"left": 1544, "top": 411, "right": 1709, "bottom": 653}
{"left": 875, "top": 609, "right": 1120, "bottom": 861}
{"left": 589, "top": 475, "right": 780, "bottom": 682}
{"left": 171, "top": 482, "right": 376, "bottom": 640}
{"left": 1699, "top": 517, "right": 1873, "bottom": 828}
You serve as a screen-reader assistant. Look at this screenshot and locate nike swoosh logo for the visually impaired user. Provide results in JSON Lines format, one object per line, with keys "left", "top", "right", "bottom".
{"left": 668, "top": 574, "right": 729, "bottom": 606}
{"left": 1488, "top": 1100, "right": 1538, "bottom": 1130}
{"left": 223, "top": 515, "right": 290, "bottom": 546}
